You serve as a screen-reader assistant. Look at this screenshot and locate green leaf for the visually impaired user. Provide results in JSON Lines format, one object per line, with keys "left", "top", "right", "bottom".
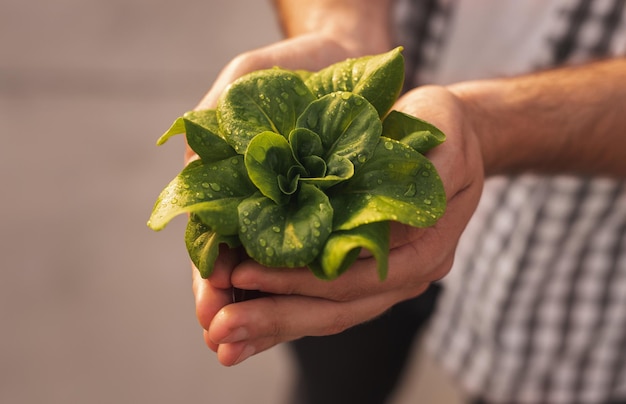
{"left": 244, "top": 131, "right": 302, "bottom": 205}
{"left": 304, "top": 47, "right": 404, "bottom": 117}
{"left": 185, "top": 215, "right": 241, "bottom": 278}
{"left": 330, "top": 138, "right": 446, "bottom": 230}
{"left": 289, "top": 128, "right": 325, "bottom": 167}
{"left": 382, "top": 110, "right": 446, "bottom": 154}
{"left": 296, "top": 92, "right": 381, "bottom": 174}
{"left": 182, "top": 109, "right": 221, "bottom": 135}
{"left": 182, "top": 110, "right": 237, "bottom": 162}
{"left": 157, "top": 116, "right": 186, "bottom": 145}
{"left": 147, "top": 158, "right": 255, "bottom": 235}
{"left": 309, "top": 221, "right": 390, "bottom": 280}
{"left": 237, "top": 184, "right": 333, "bottom": 268}
{"left": 217, "top": 68, "right": 316, "bottom": 153}
{"left": 185, "top": 119, "right": 238, "bottom": 163}
{"left": 156, "top": 112, "right": 237, "bottom": 163}
{"left": 289, "top": 127, "right": 355, "bottom": 188}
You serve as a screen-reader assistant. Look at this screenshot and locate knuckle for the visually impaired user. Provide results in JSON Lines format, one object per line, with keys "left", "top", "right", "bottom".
{"left": 228, "top": 51, "right": 267, "bottom": 77}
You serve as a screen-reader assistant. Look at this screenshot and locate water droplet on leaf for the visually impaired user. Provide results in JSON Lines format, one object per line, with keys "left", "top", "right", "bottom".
{"left": 404, "top": 183, "right": 417, "bottom": 197}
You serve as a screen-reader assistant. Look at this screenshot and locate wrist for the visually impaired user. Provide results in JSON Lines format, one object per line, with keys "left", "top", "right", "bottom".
{"left": 448, "top": 78, "right": 575, "bottom": 177}
{"left": 273, "top": 0, "right": 394, "bottom": 56}
{"left": 447, "top": 80, "right": 507, "bottom": 177}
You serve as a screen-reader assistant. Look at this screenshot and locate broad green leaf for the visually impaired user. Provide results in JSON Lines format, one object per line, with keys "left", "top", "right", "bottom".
{"left": 156, "top": 110, "right": 220, "bottom": 146}
{"left": 296, "top": 92, "right": 381, "bottom": 174}
{"left": 217, "top": 68, "right": 315, "bottom": 153}
{"left": 304, "top": 47, "right": 404, "bottom": 117}
{"left": 237, "top": 184, "right": 333, "bottom": 268}
{"left": 309, "top": 221, "right": 390, "bottom": 280}
{"left": 330, "top": 138, "right": 446, "bottom": 230}
{"left": 245, "top": 131, "right": 302, "bottom": 205}
{"left": 185, "top": 119, "right": 237, "bottom": 163}
{"left": 156, "top": 113, "right": 237, "bottom": 163}
{"left": 148, "top": 157, "right": 255, "bottom": 235}
{"left": 382, "top": 110, "right": 446, "bottom": 154}
{"left": 182, "top": 109, "right": 221, "bottom": 135}
{"left": 185, "top": 215, "right": 241, "bottom": 278}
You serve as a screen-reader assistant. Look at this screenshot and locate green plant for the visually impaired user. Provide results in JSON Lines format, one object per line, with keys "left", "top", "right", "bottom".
{"left": 148, "top": 47, "right": 446, "bottom": 280}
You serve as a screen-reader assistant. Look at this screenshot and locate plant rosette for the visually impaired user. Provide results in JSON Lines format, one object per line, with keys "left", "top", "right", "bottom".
{"left": 148, "top": 47, "right": 446, "bottom": 280}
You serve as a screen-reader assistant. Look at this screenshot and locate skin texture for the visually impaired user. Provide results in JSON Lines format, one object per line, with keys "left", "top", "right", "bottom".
{"left": 188, "top": 1, "right": 626, "bottom": 366}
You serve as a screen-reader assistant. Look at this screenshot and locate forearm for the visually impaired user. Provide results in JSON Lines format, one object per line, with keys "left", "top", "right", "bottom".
{"left": 450, "top": 58, "right": 626, "bottom": 178}
{"left": 272, "top": 0, "right": 394, "bottom": 54}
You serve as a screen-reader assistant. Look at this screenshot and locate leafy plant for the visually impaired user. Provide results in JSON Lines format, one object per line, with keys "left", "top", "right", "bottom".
{"left": 148, "top": 47, "right": 446, "bottom": 280}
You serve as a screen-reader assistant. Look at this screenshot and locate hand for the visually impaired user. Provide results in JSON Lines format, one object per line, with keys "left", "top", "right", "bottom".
{"left": 187, "top": 33, "right": 391, "bottom": 363}
{"left": 194, "top": 84, "right": 485, "bottom": 366}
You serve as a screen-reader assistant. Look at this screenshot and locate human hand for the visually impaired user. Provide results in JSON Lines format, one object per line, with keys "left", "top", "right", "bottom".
{"left": 186, "top": 33, "right": 392, "bottom": 363}
{"left": 195, "top": 84, "right": 485, "bottom": 366}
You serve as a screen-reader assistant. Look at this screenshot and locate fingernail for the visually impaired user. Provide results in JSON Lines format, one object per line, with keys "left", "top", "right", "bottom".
{"left": 220, "top": 327, "right": 249, "bottom": 343}
{"left": 234, "top": 344, "right": 255, "bottom": 365}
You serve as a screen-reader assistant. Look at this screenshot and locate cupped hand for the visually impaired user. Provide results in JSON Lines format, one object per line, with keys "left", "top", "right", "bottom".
{"left": 187, "top": 33, "right": 389, "bottom": 362}
{"left": 194, "top": 83, "right": 485, "bottom": 366}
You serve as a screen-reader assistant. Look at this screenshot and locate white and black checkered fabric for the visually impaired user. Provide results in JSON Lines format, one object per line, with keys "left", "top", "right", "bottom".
{"left": 394, "top": 0, "right": 626, "bottom": 402}
{"left": 394, "top": 0, "right": 457, "bottom": 88}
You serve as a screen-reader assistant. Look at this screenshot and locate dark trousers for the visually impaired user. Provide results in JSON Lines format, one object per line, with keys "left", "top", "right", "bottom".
{"left": 286, "top": 283, "right": 441, "bottom": 404}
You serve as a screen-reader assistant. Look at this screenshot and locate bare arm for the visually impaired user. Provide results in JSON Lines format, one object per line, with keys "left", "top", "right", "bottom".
{"left": 451, "top": 57, "right": 626, "bottom": 178}
{"left": 273, "top": 0, "right": 394, "bottom": 54}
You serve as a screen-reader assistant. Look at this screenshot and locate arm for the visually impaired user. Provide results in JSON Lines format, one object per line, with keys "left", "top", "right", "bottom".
{"left": 451, "top": 57, "right": 626, "bottom": 178}
{"left": 273, "top": 0, "right": 393, "bottom": 54}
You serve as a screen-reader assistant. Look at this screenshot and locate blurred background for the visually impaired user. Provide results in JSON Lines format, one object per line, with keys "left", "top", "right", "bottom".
{"left": 0, "top": 0, "right": 460, "bottom": 402}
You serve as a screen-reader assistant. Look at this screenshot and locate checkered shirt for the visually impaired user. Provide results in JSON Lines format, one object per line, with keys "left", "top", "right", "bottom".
{"left": 393, "top": 0, "right": 626, "bottom": 402}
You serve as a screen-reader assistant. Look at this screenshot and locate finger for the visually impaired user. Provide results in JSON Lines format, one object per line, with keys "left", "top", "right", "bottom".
{"left": 207, "top": 244, "right": 244, "bottom": 290}
{"left": 208, "top": 284, "right": 431, "bottom": 366}
{"left": 203, "top": 329, "right": 218, "bottom": 353}
{"left": 194, "top": 35, "right": 352, "bottom": 111}
{"left": 193, "top": 267, "right": 232, "bottom": 332}
{"left": 230, "top": 230, "right": 449, "bottom": 302}
{"left": 215, "top": 336, "right": 294, "bottom": 367}
{"left": 209, "top": 285, "right": 426, "bottom": 345}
